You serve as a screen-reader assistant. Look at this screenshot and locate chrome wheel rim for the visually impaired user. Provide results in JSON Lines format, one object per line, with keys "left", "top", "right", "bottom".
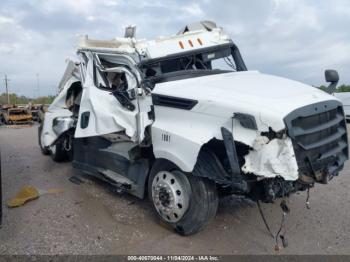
{"left": 152, "top": 171, "right": 189, "bottom": 223}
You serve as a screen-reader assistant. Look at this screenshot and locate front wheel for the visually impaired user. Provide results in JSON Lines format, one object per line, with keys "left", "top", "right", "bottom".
{"left": 50, "top": 138, "right": 68, "bottom": 162}
{"left": 148, "top": 159, "right": 218, "bottom": 236}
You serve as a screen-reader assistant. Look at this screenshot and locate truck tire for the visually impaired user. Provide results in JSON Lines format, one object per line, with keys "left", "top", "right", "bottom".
{"left": 50, "top": 139, "right": 68, "bottom": 162}
{"left": 148, "top": 159, "right": 218, "bottom": 235}
{"left": 38, "top": 124, "right": 50, "bottom": 155}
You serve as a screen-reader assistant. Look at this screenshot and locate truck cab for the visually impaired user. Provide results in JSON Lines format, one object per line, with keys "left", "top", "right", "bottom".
{"left": 39, "top": 21, "right": 348, "bottom": 235}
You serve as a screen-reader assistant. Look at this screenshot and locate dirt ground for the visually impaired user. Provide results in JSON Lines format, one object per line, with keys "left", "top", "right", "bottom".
{"left": 0, "top": 124, "right": 350, "bottom": 255}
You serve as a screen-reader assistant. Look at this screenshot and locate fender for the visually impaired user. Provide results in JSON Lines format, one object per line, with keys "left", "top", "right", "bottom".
{"left": 151, "top": 106, "right": 249, "bottom": 193}
{"left": 151, "top": 104, "right": 232, "bottom": 172}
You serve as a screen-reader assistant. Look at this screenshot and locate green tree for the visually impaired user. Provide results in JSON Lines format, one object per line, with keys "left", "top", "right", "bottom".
{"left": 336, "top": 85, "right": 350, "bottom": 92}
{"left": 0, "top": 93, "right": 54, "bottom": 105}
{"left": 317, "top": 84, "right": 350, "bottom": 93}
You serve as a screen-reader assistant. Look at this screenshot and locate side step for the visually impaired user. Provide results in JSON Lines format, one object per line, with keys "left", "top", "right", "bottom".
{"left": 98, "top": 169, "right": 135, "bottom": 192}
{"left": 72, "top": 161, "right": 133, "bottom": 191}
{"left": 72, "top": 161, "right": 148, "bottom": 198}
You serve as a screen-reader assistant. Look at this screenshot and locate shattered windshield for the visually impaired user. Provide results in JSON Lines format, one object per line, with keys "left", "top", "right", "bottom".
{"left": 140, "top": 45, "right": 243, "bottom": 84}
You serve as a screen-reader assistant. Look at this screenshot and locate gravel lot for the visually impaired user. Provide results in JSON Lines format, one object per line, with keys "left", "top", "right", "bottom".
{"left": 0, "top": 124, "right": 350, "bottom": 255}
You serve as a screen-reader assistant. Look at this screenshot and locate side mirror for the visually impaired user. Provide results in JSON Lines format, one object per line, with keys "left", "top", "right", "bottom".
{"left": 325, "top": 69, "right": 339, "bottom": 83}
{"left": 324, "top": 69, "right": 339, "bottom": 94}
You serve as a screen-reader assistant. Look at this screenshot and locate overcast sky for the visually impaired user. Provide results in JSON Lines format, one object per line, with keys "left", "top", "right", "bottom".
{"left": 0, "top": 0, "right": 349, "bottom": 97}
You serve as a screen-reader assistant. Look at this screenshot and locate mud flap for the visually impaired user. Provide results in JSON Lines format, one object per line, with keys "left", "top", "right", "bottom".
{"left": 221, "top": 127, "right": 248, "bottom": 192}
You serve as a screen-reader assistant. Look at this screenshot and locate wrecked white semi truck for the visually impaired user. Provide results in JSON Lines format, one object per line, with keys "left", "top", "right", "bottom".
{"left": 39, "top": 21, "right": 348, "bottom": 235}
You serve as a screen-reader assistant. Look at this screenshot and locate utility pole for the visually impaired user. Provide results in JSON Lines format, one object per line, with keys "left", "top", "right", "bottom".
{"left": 36, "top": 73, "right": 40, "bottom": 98}
{"left": 3, "top": 74, "right": 10, "bottom": 104}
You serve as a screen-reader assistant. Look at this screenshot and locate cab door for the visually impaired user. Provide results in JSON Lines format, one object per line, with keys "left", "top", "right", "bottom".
{"left": 75, "top": 52, "right": 152, "bottom": 142}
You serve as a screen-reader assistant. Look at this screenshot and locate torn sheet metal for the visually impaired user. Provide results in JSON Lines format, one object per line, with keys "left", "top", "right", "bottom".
{"left": 75, "top": 52, "right": 140, "bottom": 141}
{"left": 42, "top": 76, "right": 78, "bottom": 147}
{"left": 52, "top": 117, "right": 75, "bottom": 135}
{"left": 57, "top": 60, "right": 81, "bottom": 93}
{"left": 242, "top": 135, "right": 299, "bottom": 181}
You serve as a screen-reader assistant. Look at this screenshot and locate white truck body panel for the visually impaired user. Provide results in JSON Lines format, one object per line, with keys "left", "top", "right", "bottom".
{"left": 140, "top": 28, "right": 230, "bottom": 58}
{"left": 41, "top": 22, "right": 344, "bottom": 183}
{"left": 152, "top": 71, "right": 338, "bottom": 180}
{"left": 153, "top": 71, "right": 335, "bottom": 132}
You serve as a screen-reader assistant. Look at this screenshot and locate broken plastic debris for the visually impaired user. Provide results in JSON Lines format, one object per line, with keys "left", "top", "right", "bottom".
{"left": 7, "top": 186, "right": 63, "bottom": 208}
{"left": 242, "top": 136, "right": 299, "bottom": 181}
{"left": 242, "top": 135, "right": 299, "bottom": 181}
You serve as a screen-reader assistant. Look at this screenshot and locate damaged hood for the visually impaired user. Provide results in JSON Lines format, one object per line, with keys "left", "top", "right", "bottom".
{"left": 154, "top": 71, "right": 336, "bottom": 131}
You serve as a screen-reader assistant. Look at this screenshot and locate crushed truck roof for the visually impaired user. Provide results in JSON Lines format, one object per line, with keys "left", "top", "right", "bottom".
{"left": 77, "top": 24, "right": 231, "bottom": 60}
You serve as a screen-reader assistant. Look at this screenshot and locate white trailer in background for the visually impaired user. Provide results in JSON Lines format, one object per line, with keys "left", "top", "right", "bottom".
{"left": 334, "top": 92, "right": 350, "bottom": 121}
